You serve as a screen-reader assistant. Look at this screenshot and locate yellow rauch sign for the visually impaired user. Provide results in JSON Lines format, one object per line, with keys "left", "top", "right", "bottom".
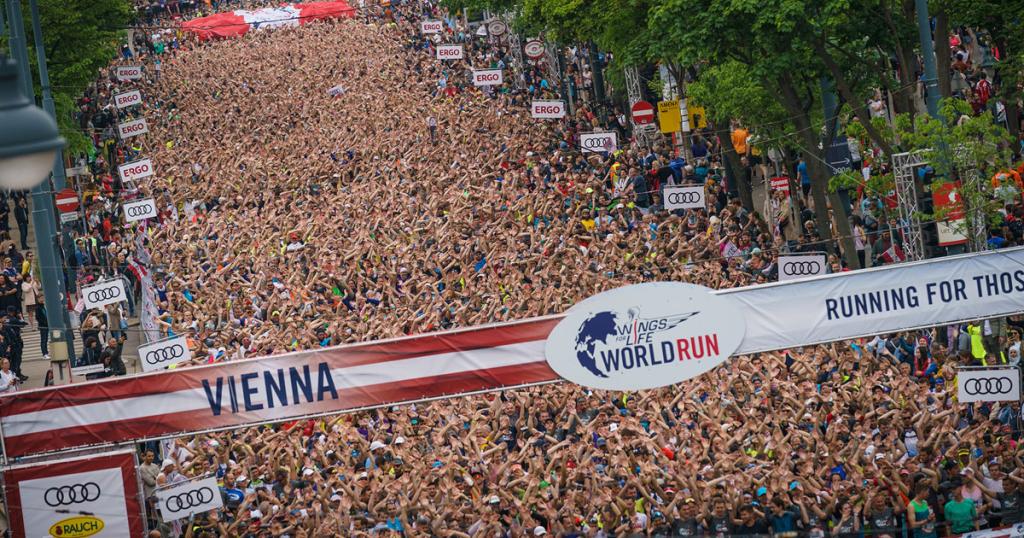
{"left": 49, "top": 516, "right": 104, "bottom": 537}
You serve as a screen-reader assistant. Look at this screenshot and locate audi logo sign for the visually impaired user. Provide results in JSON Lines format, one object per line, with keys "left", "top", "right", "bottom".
{"left": 114, "top": 65, "right": 142, "bottom": 81}
{"left": 420, "top": 20, "right": 443, "bottom": 33}
{"left": 472, "top": 69, "right": 503, "bottom": 87}
{"left": 44, "top": 482, "right": 102, "bottom": 506}
{"left": 436, "top": 45, "right": 464, "bottom": 60}
{"left": 81, "top": 278, "right": 128, "bottom": 309}
{"left": 663, "top": 186, "right": 706, "bottom": 211}
{"left": 123, "top": 198, "right": 158, "bottom": 223}
{"left": 155, "top": 477, "right": 223, "bottom": 522}
{"left": 113, "top": 89, "right": 143, "bottom": 109}
{"left": 117, "top": 158, "right": 154, "bottom": 182}
{"left": 531, "top": 100, "right": 566, "bottom": 119}
{"left": 956, "top": 367, "right": 1021, "bottom": 403}
{"left": 117, "top": 118, "right": 149, "bottom": 139}
{"left": 777, "top": 254, "right": 827, "bottom": 282}
{"left": 579, "top": 131, "right": 617, "bottom": 154}
{"left": 138, "top": 336, "right": 192, "bottom": 372}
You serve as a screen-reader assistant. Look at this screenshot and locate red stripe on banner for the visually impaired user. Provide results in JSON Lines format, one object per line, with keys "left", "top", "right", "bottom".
{"left": 2, "top": 361, "right": 558, "bottom": 458}
{"left": 296, "top": 1, "right": 356, "bottom": 22}
{"left": 180, "top": 11, "right": 250, "bottom": 40}
{"left": 0, "top": 316, "right": 560, "bottom": 417}
{"left": 3, "top": 451, "right": 144, "bottom": 537}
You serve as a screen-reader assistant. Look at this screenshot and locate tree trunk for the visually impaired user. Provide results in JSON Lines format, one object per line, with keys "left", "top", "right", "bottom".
{"left": 933, "top": 5, "right": 952, "bottom": 99}
{"left": 714, "top": 120, "right": 754, "bottom": 211}
{"left": 994, "top": 36, "right": 1022, "bottom": 146}
{"left": 776, "top": 75, "right": 861, "bottom": 270}
{"left": 814, "top": 41, "right": 896, "bottom": 157}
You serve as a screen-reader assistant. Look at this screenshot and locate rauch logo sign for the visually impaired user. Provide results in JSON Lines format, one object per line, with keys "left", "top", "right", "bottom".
{"left": 545, "top": 282, "right": 746, "bottom": 390}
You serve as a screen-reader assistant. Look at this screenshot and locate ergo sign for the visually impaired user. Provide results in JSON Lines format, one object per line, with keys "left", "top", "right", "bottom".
{"left": 117, "top": 118, "right": 149, "bottom": 139}
{"left": 472, "top": 69, "right": 503, "bottom": 87}
{"left": 114, "top": 90, "right": 142, "bottom": 109}
{"left": 420, "top": 20, "right": 443, "bottom": 33}
{"left": 436, "top": 45, "right": 463, "bottom": 60}
{"left": 118, "top": 158, "right": 154, "bottom": 182}
{"left": 531, "top": 100, "right": 566, "bottom": 119}
{"left": 114, "top": 66, "right": 142, "bottom": 81}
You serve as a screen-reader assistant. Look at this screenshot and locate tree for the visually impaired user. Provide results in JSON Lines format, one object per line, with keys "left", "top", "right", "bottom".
{"left": 21, "top": 0, "right": 133, "bottom": 155}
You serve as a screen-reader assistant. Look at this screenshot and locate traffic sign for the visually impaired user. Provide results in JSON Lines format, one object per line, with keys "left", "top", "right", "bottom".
{"left": 55, "top": 188, "right": 79, "bottom": 213}
{"left": 631, "top": 101, "right": 655, "bottom": 125}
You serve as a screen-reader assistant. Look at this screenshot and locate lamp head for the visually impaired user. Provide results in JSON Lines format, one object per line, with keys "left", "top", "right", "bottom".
{"left": 0, "top": 55, "right": 65, "bottom": 190}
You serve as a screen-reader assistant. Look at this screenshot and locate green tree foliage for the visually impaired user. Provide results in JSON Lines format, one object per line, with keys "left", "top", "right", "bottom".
{"left": 21, "top": 0, "right": 133, "bottom": 154}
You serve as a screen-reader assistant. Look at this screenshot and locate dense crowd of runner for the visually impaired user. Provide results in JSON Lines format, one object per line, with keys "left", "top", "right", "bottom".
{"left": 30, "top": 0, "right": 1024, "bottom": 536}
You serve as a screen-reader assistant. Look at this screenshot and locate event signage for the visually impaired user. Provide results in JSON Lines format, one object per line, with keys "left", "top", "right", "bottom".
{"left": 545, "top": 282, "right": 746, "bottom": 391}
{"left": 932, "top": 181, "right": 968, "bottom": 247}
{"left": 825, "top": 138, "right": 854, "bottom": 175}
{"left": 956, "top": 367, "right": 1021, "bottom": 403}
{"left": 777, "top": 254, "right": 827, "bottom": 282}
{"left": 113, "top": 89, "right": 143, "bottom": 109}
{"left": 579, "top": 131, "right": 617, "bottom": 154}
{"left": 118, "top": 158, "right": 155, "bottom": 182}
{"left": 155, "top": 477, "right": 223, "bottom": 522}
{"left": 436, "top": 44, "right": 463, "bottom": 60}
{"left": 2, "top": 450, "right": 144, "bottom": 537}
{"left": 114, "top": 65, "right": 142, "bottom": 81}
{"left": 657, "top": 100, "right": 681, "bottom": 133}
{"left": 81, "top": 278, "right": 128, "bottom": 309}
{"left": 472, "top": 69, "right": 503, "bottom": 86}
{"left": 123, "top": 198, "right": 158, "bottom": 223}
{"left": 9, "top": 248, "right": 1024, "bottom": 457}
{"left": 420, "top": 20, "right": 443, "bottom": 33}
{"left": 524, "top": 39, "right": 544, "bottom": 59}
{"left": 117, "top": 118, "right": 149, "bottom": 139}
{"left": 486, "top": 19, "right": 507, "bottom": 36}
{"left": 55, "top": 188, "right": 79, "bottom": 213}
{"left": 138, "top": 336, "right": 193, "bottom": 372}
{"left": 531, "top": 100, "right": 566, "bottom": 119}
{"left": 663, "top": 186, "right": 705, "bottom": 210}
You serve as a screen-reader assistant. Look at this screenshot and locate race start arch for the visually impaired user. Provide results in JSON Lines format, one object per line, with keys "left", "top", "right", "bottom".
{"left": 3, "top": 247, "right": 1024, "bottom": 459}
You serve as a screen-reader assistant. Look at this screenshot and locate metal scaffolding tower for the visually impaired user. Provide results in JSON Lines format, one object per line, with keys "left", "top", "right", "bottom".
{"left": 892, "top": 151, "right": 926, "bottom": 261}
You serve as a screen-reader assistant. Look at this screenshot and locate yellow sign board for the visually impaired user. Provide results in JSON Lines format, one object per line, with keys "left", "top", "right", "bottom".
{"left": 657, "top": 100, "right": 681, "bottom": 134}
{"left": 687, "top": 104, "right": 708, "bottom": 130}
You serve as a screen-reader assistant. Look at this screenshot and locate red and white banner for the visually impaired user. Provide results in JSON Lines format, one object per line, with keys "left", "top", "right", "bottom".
{"left": 531, "top": 100, "right": 566, "bottom": 119}
{"left": 0, "top": 317, "right": 561, "bottom": 458}
{"left": 420, "top": 20, "right": 443, "bottom": 34}
{"left": 436, "top": 44, "right": 464, "bottom": 60}
{"left": 114, "top": 65, "right": 142, "bottom": 81}
{"left": 181, "top": 1, "right": 355, "bottom": 41}
{"left": 113, "top": 89, "right": 143, "bottom": 109}
{"left": 117, "top": 118, "right": 149, "bottom": 139}
{"left": 932, "top": 181, "right": 969, "bottom": 247}
{"left": 3, "top": 450, "right": 144, "bottom": 537}
{"left": 472, "top": 69, "right": 503, "bottom": 86}
{"left": 118, "top": 158, "right": 155, "bottom": 182}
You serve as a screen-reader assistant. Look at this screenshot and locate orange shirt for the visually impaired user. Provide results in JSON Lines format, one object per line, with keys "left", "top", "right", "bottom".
{"left": 731, "top": 128, "right": 749, "bottom": 154}
{"left": 992, "top": 169, "right": 1022, "bottom": 190}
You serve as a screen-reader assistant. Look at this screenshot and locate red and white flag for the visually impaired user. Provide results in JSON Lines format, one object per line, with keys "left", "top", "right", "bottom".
{"left": 181, "top": 1, "right": 356, "bottom": 41}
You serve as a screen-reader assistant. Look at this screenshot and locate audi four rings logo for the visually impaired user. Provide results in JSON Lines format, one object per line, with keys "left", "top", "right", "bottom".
{"left": 145, "top": 344, "right": 186, "bottom": 365}
{"left": 782, "top": 261, "right": 822, "bottom": 276}
{"left": 44, "top": 483, "right": 101, "bottom": 506}
{"left": 86, "top": 286, "right": 122, "bottom": 303}
{"left": 666, "top": 192, "right": 702, "bottom": 204}
{"left": 165, "top": 487, "right": 215, "bottom": 512}
{"left": 126, "top": 205, "right": 155, "bottom": 217}
{"left": 963, "top": 377, "right": 1014, "bottom": 395}
{"left": 582, "top": 137, "right": 612, "bottom": 148}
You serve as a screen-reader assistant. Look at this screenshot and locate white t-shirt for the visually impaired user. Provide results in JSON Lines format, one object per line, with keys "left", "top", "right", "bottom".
{"left": 0, "top": 370, "right": 17, "bottom": 393}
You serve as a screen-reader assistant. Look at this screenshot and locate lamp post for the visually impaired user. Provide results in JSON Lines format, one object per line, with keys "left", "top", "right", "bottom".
{"left": 3, "top": 0, "right": 78, "bottom": 377}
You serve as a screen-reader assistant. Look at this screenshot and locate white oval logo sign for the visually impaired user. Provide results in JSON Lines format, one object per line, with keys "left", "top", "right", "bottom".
{"left": 545, "top": 282, "right": 746, "bottom": 390}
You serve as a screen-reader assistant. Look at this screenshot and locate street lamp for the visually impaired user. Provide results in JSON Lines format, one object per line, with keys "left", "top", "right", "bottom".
{"left": 0, "top": 55, "right": 64, "bottom": 190}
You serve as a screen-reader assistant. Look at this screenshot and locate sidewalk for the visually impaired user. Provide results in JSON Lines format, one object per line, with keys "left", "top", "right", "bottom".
{"left": 18, "top": 197, "right": 142, "bottom": 389}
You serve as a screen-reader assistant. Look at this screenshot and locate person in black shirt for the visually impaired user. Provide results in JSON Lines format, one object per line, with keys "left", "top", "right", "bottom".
{"left": 702, "top": 497, "right": 734, "bottom": 537}
{"left": 734, "top": 503, "right": 770, "bottom": 535}
{"left": 670, "top": 498, "right": 701, "bottom": 536}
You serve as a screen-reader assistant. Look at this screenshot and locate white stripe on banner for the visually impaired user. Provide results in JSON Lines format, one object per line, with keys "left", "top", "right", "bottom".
{"left": 719, "top": 247, "right": 1024, "bottom": 354}
{"left": 3, "top": 340, "right": 545, "bottom": 436}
